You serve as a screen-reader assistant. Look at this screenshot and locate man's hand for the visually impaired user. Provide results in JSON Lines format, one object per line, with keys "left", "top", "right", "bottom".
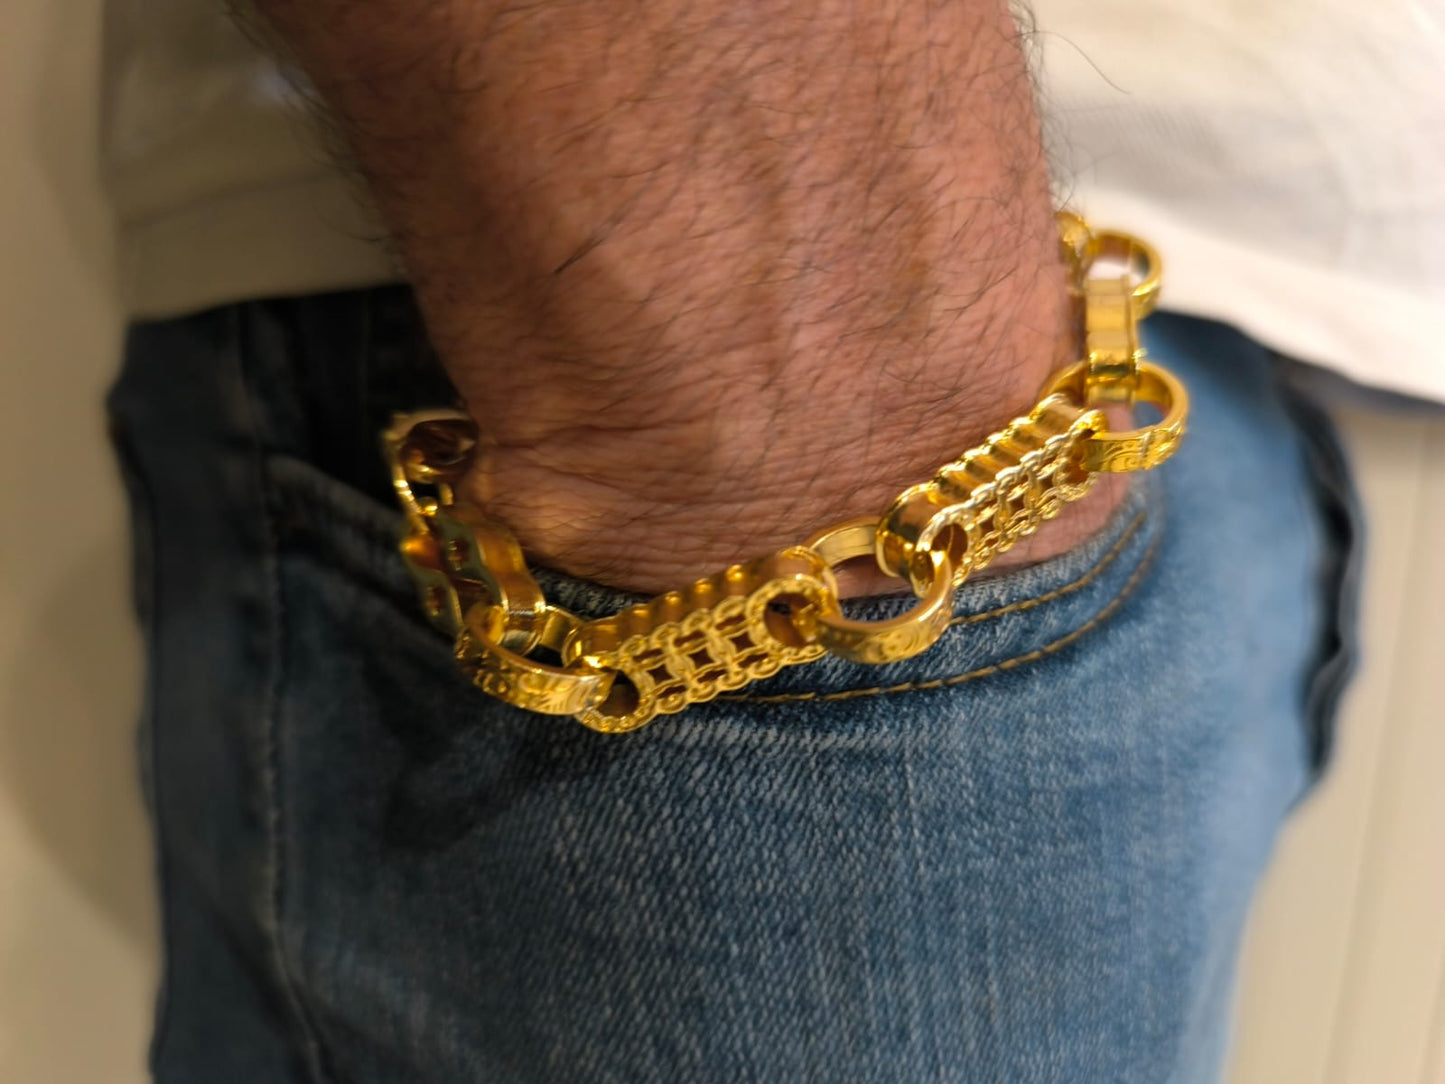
{"left": 253, "top": 0, "right": 1121, "bottom": 593}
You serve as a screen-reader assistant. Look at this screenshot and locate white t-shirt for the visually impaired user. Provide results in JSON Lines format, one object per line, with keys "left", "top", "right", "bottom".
{"left": 103, "top": 0, "right": 395, "bottom": 317}
{"left": 103, "top": 0, "right": 1445, "bottom": 402}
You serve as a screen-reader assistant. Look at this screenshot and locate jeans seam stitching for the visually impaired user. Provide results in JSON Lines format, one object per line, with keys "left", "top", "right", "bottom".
{"left": 948, "top": 506, "right": 1147, "bottom": 628}
{"left": 726, "top": 512, "right": 1161, "bottom": 705}
{"left": 241, "top": 307, "right": 335, "bottom": 1084}
{"left": 110, "top": 404, "right": 177, "bottom": 1070}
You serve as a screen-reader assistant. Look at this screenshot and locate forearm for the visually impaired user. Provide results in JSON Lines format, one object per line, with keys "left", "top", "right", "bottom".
{"left": 253, "top": 0, "right": 1109, "bottom": 592}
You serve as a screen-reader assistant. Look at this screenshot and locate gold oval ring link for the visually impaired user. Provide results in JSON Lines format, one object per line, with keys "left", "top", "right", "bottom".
{"left": 1041, "top": 360, "right": 1188, "bottom": 473}
{"left": 799, "top": 517, "right": 956, "bottom": 664}
{"left": 456, "top": 603, "right": 614, "bottom": 716}
{"left": 1090, "top": 229, "right": 1161, "bottom": 316}
{"left": 1056, "top": 214, "right": 1160, "bottom": 313}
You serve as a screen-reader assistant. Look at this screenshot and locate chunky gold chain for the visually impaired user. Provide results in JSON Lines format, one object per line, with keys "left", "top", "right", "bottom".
{"left": 382, "top": 213, "right": 1188, "bottom": 732}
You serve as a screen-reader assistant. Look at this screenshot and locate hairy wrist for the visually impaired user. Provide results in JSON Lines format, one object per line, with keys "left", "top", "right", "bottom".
{"left": 255, "top": 0, "right": 1120, "bottom": 592}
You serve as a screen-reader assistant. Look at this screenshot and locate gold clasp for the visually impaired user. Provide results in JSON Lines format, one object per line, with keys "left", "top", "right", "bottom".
{"left": 383, "top": 409, "right": 476, "bottom": 533}
{"left": 382, "top": 411, "right": 548, "bottom": 651}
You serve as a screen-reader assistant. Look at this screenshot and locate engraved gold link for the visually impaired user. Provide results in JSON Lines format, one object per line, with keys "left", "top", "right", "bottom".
{"left": 800, "top": 518, "right": 956, "bottom": 664}
{"left": 1041, "top": 361, "right": 1188, "bottom": 473}
{"left": 455, "top": 604, "right": 613, "bottom": 715}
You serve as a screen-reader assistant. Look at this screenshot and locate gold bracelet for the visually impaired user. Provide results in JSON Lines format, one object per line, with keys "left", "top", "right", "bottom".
{"left": 382, "top": 213, "right": 1187, "bottom": 732}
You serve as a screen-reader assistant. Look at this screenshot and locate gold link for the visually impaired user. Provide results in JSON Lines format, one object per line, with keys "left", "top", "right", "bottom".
{"left": 876, "top": 395, "right": 1105, "bottom": 594}
{"left": 1081, "top": 274, "right": 1142, "bottom": 405}
{"left": 382, "top": 409, "right": 476, "bottom": 535}
{"left": 456, "top": 604, "right": 614, "bottom": 716}
{"left": 431, "top": 503, "right": 548, "bottom": 652}
{"left": 1093, "top": 229, "right": 1162, "bottom": 317}
{"left": 383, "top": 410, "right": 547, "bottom": 650}
{"left": 563, "top": 548, "right": 835, "bottom": 733}
{"left": 1055, "top": 209, "right": 1098, "bottom": 283}
{"left": 1041, "top": 361, "right": 1188, "bottom": 473}
{"left": 1059, "top": 219, "right": 1162, "bottom": 407}
{"left": 799, "top": 517, "right": 956, "bottom": 664}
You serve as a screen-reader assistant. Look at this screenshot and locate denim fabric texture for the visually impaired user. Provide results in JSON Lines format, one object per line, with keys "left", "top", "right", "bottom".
{"left": 109, "top": 289, "right": 1359, "bottom": 1084}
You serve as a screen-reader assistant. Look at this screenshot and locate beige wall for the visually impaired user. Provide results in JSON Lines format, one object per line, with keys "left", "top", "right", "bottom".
{"left": 1, "top": 3, "right": 1441, "bottom": 1081}
{"left": 0, "top": 2, "right": 155, "bottom": 1081}
{"left": 1229, "top": 410, "right": 1445, "bottom": 1084}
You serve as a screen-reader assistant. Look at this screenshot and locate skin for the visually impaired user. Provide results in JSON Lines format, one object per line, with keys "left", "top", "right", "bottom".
{"left": 251, "top": 0, "right": 1124, "bottom": 594}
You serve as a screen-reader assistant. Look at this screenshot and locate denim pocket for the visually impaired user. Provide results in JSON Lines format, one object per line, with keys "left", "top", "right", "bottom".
{"left": 265, "top": 452, "right": 421, "bottom": 618}
{"left": 244, "top": 307, "right": 1349, "bottom": 1084}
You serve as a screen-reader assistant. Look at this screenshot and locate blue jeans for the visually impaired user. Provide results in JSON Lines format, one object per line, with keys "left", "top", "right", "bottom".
{"left": 110, "top": 288, "right": 1358, "bottom": 1083}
